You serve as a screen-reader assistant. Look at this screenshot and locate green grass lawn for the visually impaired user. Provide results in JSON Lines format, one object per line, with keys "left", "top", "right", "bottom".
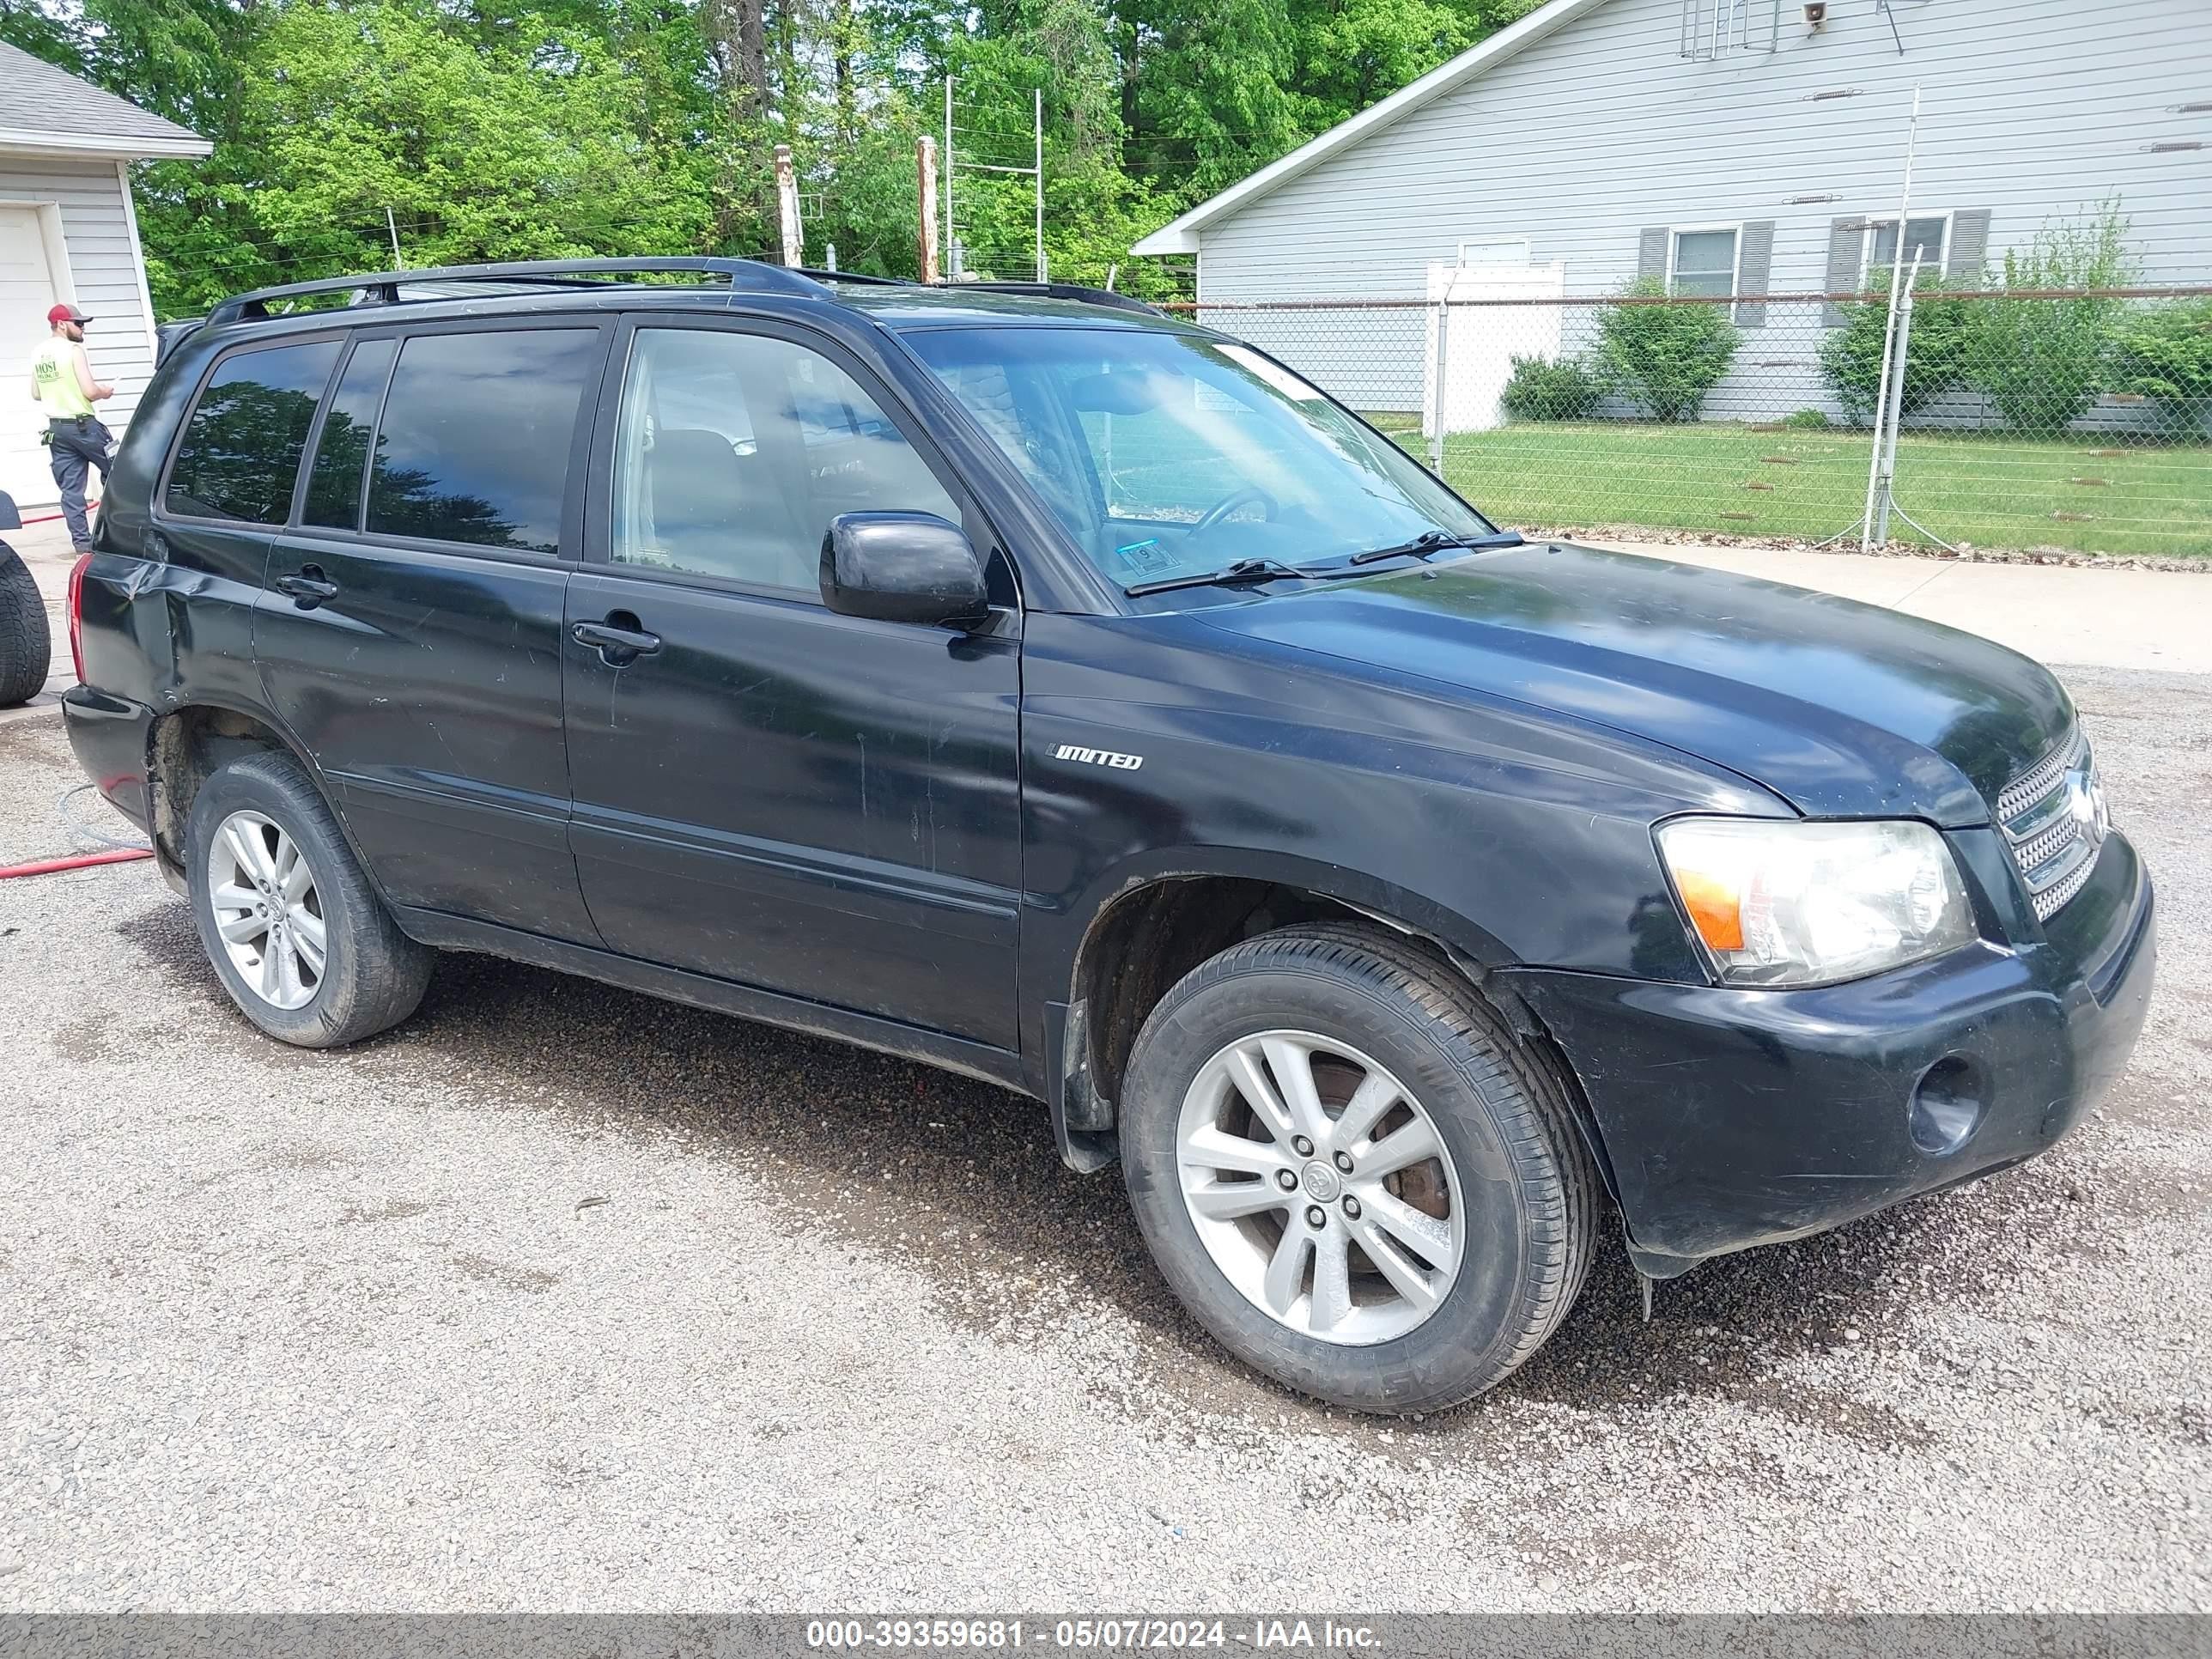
{"left": 1368, "top": 418, "right": 2212, "bottom": 558}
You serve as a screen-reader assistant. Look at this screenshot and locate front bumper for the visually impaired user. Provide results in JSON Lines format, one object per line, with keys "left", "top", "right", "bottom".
{"left": 1502, "top": 828, "right": 2156, "bottom": 1276}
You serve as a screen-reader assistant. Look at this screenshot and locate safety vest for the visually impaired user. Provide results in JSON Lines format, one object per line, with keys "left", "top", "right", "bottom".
{"left": 31, "top": 337, "right": 94, "bottom": 421}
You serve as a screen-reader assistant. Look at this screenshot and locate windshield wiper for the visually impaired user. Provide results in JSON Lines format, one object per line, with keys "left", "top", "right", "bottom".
{"left": 1345, "top": 528, "right": 1525, "bottom": 566}
{"left": 1124, "top": 556, "right": 1329, "bottom": 598}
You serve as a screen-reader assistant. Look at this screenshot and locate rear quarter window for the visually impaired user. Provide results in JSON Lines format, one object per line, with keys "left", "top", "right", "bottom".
{"left": 163, "top": 340, "right": 343, "bottom": 525}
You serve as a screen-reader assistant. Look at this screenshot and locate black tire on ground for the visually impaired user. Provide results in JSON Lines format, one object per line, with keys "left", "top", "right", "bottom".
{"left": 185, "top": 749, "right": 434, "bottom": 1048}
{"left": 0, "top": 540, "right": 51, "bottom": 708}
{"left": 1120, "top": 922, "right": 1600, "bottom": 1414}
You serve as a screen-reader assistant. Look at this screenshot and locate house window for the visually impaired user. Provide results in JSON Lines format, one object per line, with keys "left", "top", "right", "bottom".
{"left": 1866, "top": 215, "right": 1948, "bottom": 279}
{"left": 1668, "top": 228, "right": 1740, "bottom": 298}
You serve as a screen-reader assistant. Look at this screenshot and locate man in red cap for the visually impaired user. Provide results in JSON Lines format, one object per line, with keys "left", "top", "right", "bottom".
{"left": 29, "top": 301, "right": 115, "bottom": 551}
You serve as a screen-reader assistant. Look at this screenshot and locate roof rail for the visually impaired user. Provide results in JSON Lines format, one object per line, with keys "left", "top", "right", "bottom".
{"left": 946, "top": 281, "right": 1164, "bottom": 317}
{"left": 204, "top": 258, "right": 830, "bottom": 328}
{"left": 801, "top": 268, "right": 1166, "bottom": 318}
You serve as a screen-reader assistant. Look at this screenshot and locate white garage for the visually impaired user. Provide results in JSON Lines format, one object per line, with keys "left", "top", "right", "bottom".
{"left": 0, "top": 42, "right": 208, "bottom": 508}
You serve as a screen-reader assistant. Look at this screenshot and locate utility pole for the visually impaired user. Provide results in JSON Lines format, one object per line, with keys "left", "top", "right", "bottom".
{"left": 386, "top": 208, "right": 404, "bottom": 270}
{"left": 943, "top": 76, "right": 956, "bottom": 279}
{"left": 1034, "top": 88, "right": 1045, "bottom": 283}
{"left": 916, "top": 137, "right": 940, "bottom": 284}
{"left": 1859, "top": 84, "right": 1919, "bottom": 555}
{"left": 774, "top": 143, "right": 802, "bottom": 268}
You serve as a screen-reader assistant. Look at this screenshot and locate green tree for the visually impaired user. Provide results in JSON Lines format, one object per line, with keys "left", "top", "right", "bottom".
{"left": 1818, "top": 270, "right": 1972, "bottom": 427}
{"left": 2111, "top": 297, "right": 2212, "bottom": 434}
{"left": 1966, "top": 201, "right": 2134, "bottom": 436}
{"left": 1595, "top": 279, "right": 1741, "bottom": 422}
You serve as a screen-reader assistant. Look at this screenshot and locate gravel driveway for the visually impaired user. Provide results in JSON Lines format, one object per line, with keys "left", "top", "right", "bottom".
{"left": 1, "top": 666, "right": 2206, "bottom": 1613}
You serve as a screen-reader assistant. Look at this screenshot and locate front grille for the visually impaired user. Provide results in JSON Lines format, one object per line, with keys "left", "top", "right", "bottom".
{"left": 1997, "top": 727, "right": 2107, "bottom": 922}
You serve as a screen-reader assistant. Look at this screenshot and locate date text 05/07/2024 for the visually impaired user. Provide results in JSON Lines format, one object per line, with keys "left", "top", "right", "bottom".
{"left": 805, "top": 1619, "right": 1382, "bottom": 1650}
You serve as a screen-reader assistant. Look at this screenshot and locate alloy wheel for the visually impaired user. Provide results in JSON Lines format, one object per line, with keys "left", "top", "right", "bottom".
{"left": 207, "top": 810, "right": 327, "bottom": 1011}
{"left": 1175, "top": 1030, "right": 1465, "bottom": 1346}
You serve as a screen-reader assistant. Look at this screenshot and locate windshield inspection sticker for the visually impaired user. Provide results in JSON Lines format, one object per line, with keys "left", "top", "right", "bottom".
{"left": 1113, "top": 538, "right": 1178, "bottom": 578}
{"left": 1056, "top": 744, "right": 1145, "bottom": 771}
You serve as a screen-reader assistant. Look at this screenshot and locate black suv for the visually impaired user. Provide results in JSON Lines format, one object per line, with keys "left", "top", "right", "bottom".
{"left": 64, "top": 258, "right": 2155, "bottom": 1412}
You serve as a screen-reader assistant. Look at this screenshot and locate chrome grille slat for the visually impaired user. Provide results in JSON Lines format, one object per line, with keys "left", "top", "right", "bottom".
{"left": 2033, "top": 848, "right": 2100, "bottom": 918}
{"left": 1996, "top": 728, "right": 2085, "bottom": 823}
{"left": 1996, "top": 726, "right": 2106, "bottom": 922}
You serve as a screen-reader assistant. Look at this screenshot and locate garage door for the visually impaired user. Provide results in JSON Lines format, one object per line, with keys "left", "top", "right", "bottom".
{"left": 0, "top": 206, "right": 62, "bottom": 508}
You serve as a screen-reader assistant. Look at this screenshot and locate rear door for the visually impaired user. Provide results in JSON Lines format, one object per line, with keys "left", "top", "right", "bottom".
{"left": 253, "top": 320, "right": 610, "bottom": 942}
{"left": 152, "top": 334, "right": 347, "bottom": 708}
{"left": 561, "top": 316, "right": 1024, "bottom": 1047}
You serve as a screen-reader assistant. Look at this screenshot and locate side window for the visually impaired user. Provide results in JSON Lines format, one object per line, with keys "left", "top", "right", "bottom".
{"left": 164, "top": 340, "right": 342, "bottom": 525}
{"left": 366, "top": 329, "right": 599, "bottom": 554}
{"left": 1866, "top": 215, "right": 1948, "bottom": 279}
{"left": 1668, "top": 228, "right": 1739, "bottom": 298}
{"left": 302, "top": 337, "right": 396, "bottom": 531}
{"left": 611, "top": 327, "right": 960, "bottom": 591}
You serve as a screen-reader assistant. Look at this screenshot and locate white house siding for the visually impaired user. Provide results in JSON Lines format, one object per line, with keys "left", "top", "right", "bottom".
{"left": 1193, "top": 0, "right": 2212, "bottom": 418}
{"left": 0, "top": 154, "right": 158, "bottom": 506}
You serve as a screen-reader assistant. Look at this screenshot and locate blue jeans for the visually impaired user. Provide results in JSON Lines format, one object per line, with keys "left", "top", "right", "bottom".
{"left": 47, "top": 416, "right": 112, "bottom": 550}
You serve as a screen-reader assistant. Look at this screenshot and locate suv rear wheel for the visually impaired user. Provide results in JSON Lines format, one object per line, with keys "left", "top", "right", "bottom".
{"left": 185, "top": 750, "right": 434, "bottom": 1047}
{"left": 1119, "top": 923, "right": 1598, "bottom": 1413}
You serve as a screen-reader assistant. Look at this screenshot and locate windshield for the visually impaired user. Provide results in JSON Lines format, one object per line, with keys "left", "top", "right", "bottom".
{"left": 903, "top": 326, "right": 1493, "bottom": 589}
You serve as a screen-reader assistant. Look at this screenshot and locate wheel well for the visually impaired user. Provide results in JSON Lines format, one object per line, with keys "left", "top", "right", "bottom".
{"left": 1067, "top": 875, "right": 1625, "bottom": 1213}
{"left": 1075, "top": 877, "right": 1473, "bottom": 1113}
{"left": 147, "top": 707, "right": 290, "bottom": 874}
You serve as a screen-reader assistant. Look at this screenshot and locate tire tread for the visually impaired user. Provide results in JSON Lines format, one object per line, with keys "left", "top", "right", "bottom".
{"left": 187, "top": 750, "right": 433, "bottom": 1047}
{"left": 0, "top": 544, "right": 51, "bottom": 708}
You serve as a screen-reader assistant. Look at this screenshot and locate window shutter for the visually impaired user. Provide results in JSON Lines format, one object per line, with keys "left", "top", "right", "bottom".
{"left": 1735, "top": 221, "right": 1775, "bottom": 326}
{"left": 1638, "top": 227, "right": 1670, "bottom": 289}
{"left": 1822, "top": 216, "right": 1863, "bottom": 325}
{"left": 1947, "top": 209, "right": 1992, "bottom": 284}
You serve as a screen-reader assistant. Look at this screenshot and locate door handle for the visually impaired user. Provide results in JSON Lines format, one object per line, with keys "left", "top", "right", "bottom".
{"left": 274, "top": 566, "right": 339, "bottom": 609}
{"left": 572, "top": 616, "right": 663, "bottom": 665}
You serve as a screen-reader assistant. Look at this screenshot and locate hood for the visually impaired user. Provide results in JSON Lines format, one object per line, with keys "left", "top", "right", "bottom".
{"left": 1197, "top": 543, "right": 2072, "bottom": 825}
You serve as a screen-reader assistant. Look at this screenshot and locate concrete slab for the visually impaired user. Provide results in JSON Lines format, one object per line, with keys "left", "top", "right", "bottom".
{"left": 1594, "top": 539, "right": 2212, "bottom": 675}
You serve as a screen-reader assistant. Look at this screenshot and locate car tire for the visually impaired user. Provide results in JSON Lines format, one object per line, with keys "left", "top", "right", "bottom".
{"left": 185, "top": 749, "right": 434, "bottom": 1048}
{"left": 0, "top": 539, "right": 50, "bottom": 708}
{"left": 1120, "top": 922, "right": 1599, "bottom": 1413}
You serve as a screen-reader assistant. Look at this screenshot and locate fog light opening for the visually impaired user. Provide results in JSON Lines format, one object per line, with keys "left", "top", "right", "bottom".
{"left": 1910, "top": 1056, "right": 1986, "bottom": 1157}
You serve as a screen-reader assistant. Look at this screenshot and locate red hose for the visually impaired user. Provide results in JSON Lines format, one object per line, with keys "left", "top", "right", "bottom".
{"left": 0, "top": 848, "right": 152, "bottom": 879}
{"left": 15, "top": 499, "right": 100, "bottom": 528}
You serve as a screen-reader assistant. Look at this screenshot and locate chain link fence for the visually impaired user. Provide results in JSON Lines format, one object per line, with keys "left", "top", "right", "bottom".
{"left": 1164, "top": 286, "right": 2212, "bottom": 559}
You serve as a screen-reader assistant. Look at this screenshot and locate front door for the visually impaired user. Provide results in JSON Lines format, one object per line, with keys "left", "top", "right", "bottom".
{"left": 254, "top": 321, "right": 610, "bottom": 942}
{"left": 562, "top": 319, "right": 1023, "bottom": 1048}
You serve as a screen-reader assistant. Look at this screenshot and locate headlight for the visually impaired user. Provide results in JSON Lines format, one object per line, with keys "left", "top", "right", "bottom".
{"left": 1655, "top": 817, "right": 1977, "bottom": 988}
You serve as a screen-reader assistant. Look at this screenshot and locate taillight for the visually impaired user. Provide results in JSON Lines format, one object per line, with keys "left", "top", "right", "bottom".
{"left": 67, "top": 550, "right": 92, "bottom": 684}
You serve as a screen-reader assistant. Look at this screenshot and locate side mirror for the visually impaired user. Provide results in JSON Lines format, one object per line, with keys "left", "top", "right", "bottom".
{"left": 820, "top": 512, "right": 989, "bottom": 628}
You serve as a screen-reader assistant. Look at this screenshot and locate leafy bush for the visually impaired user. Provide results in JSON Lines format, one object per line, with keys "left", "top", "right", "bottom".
{"left": 2112, "top": 298, "right": 2212, "bottom": 430}
{"left": 1816, "top": 271, "right": 1972, "bottom": 426}
{"left": 1500, "top": 353, "right": 1602, "bottom": 422}
{"left": 1595, "top": 278, "right": 1740, "bottom": 422}
{"left": 1780, "top": 408, "right": 1832, "bottom": 429}
{"left": 1966, "top": 203, "right": 2134, "bottom": 435}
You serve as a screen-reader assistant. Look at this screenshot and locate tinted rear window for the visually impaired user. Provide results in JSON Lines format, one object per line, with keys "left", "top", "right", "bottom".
{"left": 302, "top": 337, "right": 396, "bottom": 531}
{"left": 164, "top": 341, "right": 342, "bottom": 525}
{"left": 366, "top": 329, "right": 599, "bottom": 553}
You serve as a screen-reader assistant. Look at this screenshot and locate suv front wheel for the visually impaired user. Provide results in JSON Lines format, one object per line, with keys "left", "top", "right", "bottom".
{"left": 1119, "top": 924, "right": 1598, "bottom": 1413}
{"left": 185, "top": 750, "right": 434, "bottom": 1047}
